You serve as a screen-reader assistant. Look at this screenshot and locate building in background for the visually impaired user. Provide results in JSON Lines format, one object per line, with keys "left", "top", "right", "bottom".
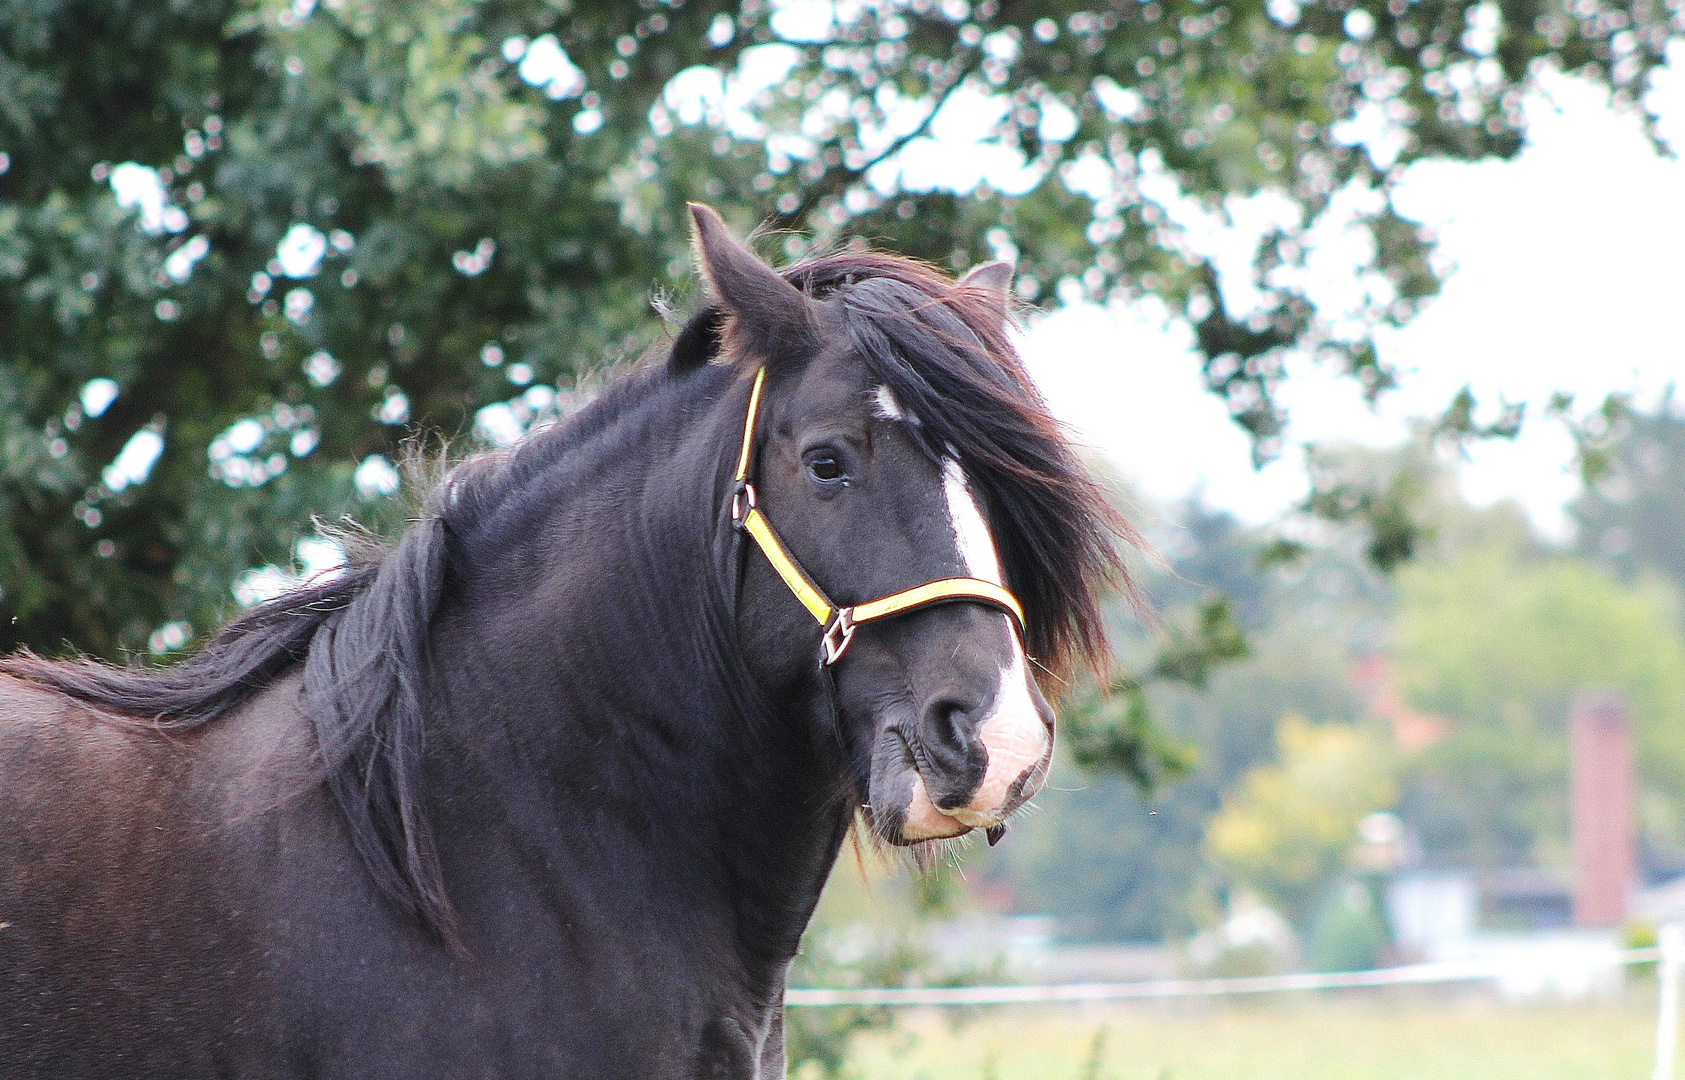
{"left": 1571, "top": 692, "right": 1635, "bottom": 928}
{"left": 1387, "top": 871, "right": 1477, "bottom": 958}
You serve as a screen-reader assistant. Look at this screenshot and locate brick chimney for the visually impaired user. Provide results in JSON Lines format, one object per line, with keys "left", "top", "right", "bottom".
{"left": 1571, "top": 692, "right": 1635, "bottom": 928}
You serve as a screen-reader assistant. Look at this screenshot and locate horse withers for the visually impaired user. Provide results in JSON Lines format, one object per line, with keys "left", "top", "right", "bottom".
{"left": 0, "top": 205, "right": 1129, "bottom": 1078}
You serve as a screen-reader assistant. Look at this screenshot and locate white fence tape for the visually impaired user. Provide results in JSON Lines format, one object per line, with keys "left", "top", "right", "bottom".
{"left": 786, "top": 946, "right": 1663, "bottom": 1008}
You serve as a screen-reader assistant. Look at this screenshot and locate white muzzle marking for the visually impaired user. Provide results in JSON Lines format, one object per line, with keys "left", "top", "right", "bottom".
{"left": 945, "top": 649, "right": 1048, "bottom": 828}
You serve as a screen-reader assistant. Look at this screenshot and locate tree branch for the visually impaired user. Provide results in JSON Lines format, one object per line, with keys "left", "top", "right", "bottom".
{"left": 775, "top": 48, "right": 983, "bottom": 230}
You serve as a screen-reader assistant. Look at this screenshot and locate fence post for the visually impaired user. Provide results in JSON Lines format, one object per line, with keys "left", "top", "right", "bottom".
{"left": 1656, "top": 924, "right": 1683, "bottom": 1080}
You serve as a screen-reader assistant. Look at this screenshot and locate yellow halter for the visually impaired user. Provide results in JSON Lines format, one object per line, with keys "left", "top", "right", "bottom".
{"left": 730, "top": 368, "right": 1026, "bottom": 665}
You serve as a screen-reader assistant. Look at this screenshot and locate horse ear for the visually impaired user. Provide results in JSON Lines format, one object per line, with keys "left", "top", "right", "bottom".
{"left": 960, "top": 261, "right": 1014, "bottom": 327}
{"left": 688, "top": 203, "right": 818, "bottom": 364}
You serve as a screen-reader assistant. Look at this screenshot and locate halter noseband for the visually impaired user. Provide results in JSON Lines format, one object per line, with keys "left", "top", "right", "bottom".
{"left": 729, "top": 368, "right": 1026, "bottom": 666}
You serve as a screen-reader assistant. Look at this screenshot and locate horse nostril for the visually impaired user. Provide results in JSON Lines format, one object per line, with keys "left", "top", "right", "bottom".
{"left": 921, "top": 698, "right": 976, "bottom": 753}
{"left": 916, "top": 696, "right": 988, "bottom": 808}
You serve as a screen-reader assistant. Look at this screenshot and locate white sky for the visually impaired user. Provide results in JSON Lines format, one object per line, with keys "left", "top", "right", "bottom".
{"left": 1021, "top": 64, "right": 1685, "bottom": 543}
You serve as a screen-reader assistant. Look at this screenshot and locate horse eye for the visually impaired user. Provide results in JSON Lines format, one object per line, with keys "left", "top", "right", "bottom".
{"left": 806, "top": 452, "right": 847, "bottom": 485}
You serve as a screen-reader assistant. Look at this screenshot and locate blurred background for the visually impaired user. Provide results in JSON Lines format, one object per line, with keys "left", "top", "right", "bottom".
{"left": 2, "top": 1, "right": 1682, "bottom": 1076}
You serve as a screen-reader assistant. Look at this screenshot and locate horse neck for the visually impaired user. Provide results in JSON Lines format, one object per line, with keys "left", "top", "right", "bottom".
{"left": 425, "top": 364, "right": 849, "bottom": 966}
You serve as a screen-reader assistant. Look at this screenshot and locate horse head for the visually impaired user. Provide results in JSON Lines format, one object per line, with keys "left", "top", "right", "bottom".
{"left": 690, "top": 205, "right": 1125, "bottom": 848}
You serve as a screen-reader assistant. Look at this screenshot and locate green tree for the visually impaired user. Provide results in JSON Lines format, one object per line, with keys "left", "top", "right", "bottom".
{"left": 1304, "top": 876, "right": 1388, "bottom": 971}
{"left": 1393, "top": 543, "right": 1685, "bottom": 868}
{"left": 990, "top": 499, "right": 1376, "bottom": 940}
{"left": 1204, "top": 715, "right": 1396, "bottom": 924}
{"left": 3, "top": 0, "right": 1676, "bottom": 657}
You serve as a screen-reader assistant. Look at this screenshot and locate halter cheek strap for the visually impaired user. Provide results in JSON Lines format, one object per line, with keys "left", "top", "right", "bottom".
{"left": 729, "top": 367, "right": 1027, "bottom": 666}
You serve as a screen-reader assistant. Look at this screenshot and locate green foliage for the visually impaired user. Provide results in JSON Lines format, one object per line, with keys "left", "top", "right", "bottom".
{"left": 1550, "top": 390, "right": 1636, "bottom": 487}
{"left": 1305, "top": 877, "right": 1388, "bottom": 972}
{"left": 1060, "top": 594, "right": 1247, "bottom": 788}
{"left": 1432, "top": 384, "right": 1525, "bottom": 449}
{"left": 3, "top": 0, "right": 1674, "bottom": 656}
{"left": 1301, "top": 447, "right": 1432, "bottom": 573}
{"left": 1204, "top": 716, "right": 1396, "bottom": 924}
{"left": 1060, "top": 678, "right": 1191, "bottom": 789}
{"left": 1152, "top": 594, "right": 1251, "bottom": 690}
{"left": 1253, "top": 536, "right": 1309, "bottom": 571}
{"left": 786, "top": 852, "right": 991, "bottom": 1079}
{"left": 1394, "top": 543, "right": 1685, "bottom": 867}
{"left": 995, "top": 578, "right": 1374, "bottom": 939}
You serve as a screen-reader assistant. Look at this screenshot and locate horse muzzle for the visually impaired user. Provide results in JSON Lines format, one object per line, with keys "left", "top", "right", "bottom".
{"left": 887, "top": 696, "right": 1053, "bottom": 845}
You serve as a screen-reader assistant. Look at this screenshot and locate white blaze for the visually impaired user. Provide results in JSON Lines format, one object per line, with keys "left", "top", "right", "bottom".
{"left": 942, "top": 459, "right": 1002, "bottom": 585}
{"left": 865, "top": 425, "right": 1054, "bottom": 842}
{"left": 939, "top": 458, "right": 1050, "bottom": 829}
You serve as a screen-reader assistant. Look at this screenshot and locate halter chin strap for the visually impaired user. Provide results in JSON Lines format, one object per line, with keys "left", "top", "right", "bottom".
{"left": 729, "top": 367, "right": 1026, "bottom": 666}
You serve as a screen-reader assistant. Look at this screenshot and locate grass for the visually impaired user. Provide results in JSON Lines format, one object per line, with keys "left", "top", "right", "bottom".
{"left": 835, "top": 990, "right": 1660, "bottom": 1080}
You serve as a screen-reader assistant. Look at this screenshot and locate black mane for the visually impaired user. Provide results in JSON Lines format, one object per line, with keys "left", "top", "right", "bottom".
{"left": 0, "top": 248, "right": 1132, "bottom": 940}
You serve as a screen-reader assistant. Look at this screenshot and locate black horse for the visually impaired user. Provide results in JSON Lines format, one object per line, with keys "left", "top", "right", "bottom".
{"left": 0, "top": 205, "right": 1129, "bottom": 1078}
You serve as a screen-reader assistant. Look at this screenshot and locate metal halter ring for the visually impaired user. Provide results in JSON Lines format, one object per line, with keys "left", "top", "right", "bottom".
{"left": 730, "top": 481, "right": 757, "bottom": 530}
{"left": 821, "top": 608, "right": 857, "bottom": 666}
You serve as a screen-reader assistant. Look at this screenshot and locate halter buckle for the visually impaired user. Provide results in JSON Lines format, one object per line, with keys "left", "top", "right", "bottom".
{"left": 822, "top": 608, "right": 857, "bottom": 666}
{"left": 730, "top": 481, "right": 757, "bottom": 530}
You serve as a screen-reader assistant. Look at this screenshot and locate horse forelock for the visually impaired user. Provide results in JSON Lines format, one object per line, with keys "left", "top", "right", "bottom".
{"left": 779, "top": 251, "right": 1137, "bottom": 681}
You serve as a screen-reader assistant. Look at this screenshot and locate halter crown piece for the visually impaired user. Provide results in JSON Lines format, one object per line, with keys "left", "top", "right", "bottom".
{"left": 730, "top": 368, "right": 1027, "bottom": 665}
